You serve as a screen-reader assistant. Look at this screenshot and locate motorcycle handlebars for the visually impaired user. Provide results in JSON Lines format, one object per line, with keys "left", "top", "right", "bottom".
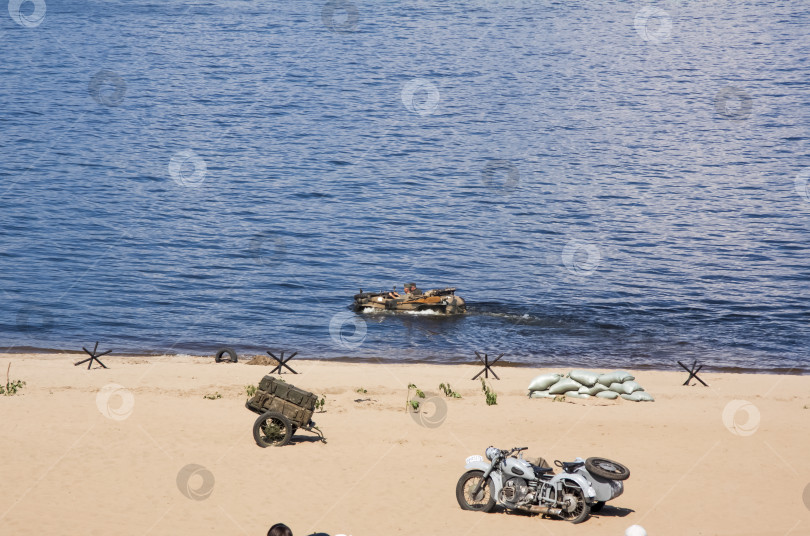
{"left": 487, "top": 446, "right": 529, "bottom": 461}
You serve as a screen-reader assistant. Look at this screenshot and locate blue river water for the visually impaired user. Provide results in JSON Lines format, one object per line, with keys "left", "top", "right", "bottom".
{"left": 1, "top": 1, "right": 809, "bottom": 373}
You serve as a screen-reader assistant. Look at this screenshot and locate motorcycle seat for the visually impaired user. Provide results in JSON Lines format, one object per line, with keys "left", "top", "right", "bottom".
{"left": 562, "top": 461, "right": 584, "bottom": 472}
{"left": 531, "top": 465, "right": 553, "bottom": 476}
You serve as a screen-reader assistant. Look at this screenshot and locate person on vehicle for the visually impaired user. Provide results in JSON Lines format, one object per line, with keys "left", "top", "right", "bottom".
{"left": 397, "top": 283, "right": 415, "bottom": 298}
{"left": 408, "top": 282, "right": 422, "bottom": 295}
{"left": 386, "top": 287, "right": 401, "bottom": 299}
{"left": 267, "top": 523, "right": 292, "bottom": 536}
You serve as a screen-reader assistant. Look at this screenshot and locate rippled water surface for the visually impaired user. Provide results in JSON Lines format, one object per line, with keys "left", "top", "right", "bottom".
{"left": 2, "top": 1, "right": 809, "bottom": 372}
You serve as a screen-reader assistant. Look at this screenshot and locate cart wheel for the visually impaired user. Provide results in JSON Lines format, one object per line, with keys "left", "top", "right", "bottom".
{"left": 253, "top": 412, "right": 292, "bottom": 447}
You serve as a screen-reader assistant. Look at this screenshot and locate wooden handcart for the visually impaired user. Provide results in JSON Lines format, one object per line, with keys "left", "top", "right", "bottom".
{"left": 245, "top": 375, "right": 324, "bottom": 447}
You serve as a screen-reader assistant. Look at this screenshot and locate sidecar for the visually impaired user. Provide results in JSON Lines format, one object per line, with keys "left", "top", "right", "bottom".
{"left": 559, "top": 459, "right": 624, "bottom": 503}
{"left": 561, "top": 457, "right": 628, "bottom": 510}
{"left": 245, "top": 375, "right": 324, "bottom": 447}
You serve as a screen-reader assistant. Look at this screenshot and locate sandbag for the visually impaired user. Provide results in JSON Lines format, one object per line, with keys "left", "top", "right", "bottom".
{"left": 564, "top": 390, "right": 590, "bottom": 399}
{"left": 622, "top": 381, "right": 644, "bottom": 394}
{"left": 529, "top": 390, "right": 555, "bottom": 399}
{"left": 568, "top": 370, "right": 599, "bottom": 387}
{"left": 548, "top": 378, "right": 583, "bottom": 395}
{"left": 581, "top": 383, "right": 608, "bottom": 396}
{"left": 528, "top": 373, "right": 562, "bottom": 392}
{"left": 622, "top": 392, "right": 655, "bottom": 402}
{"left": 597, "top": 370, "right": 635, "bottom": 386}
{"left": 608, "top": 381, "right": 645, "bottom": 394}
{"left": 595, "top": 390, "right": 619, "bottom": 399}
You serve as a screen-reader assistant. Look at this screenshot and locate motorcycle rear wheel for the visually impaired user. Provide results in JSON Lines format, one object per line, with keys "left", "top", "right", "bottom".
{"left": 557, "top": 485, "right": 590, "bottom": 524}
{"left": 456, "top": 470, "right": 495, "bottom": 512}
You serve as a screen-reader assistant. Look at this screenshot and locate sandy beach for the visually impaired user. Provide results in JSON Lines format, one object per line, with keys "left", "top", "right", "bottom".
{"left": 1, "top": 353, "right": 808, "bottom": 536}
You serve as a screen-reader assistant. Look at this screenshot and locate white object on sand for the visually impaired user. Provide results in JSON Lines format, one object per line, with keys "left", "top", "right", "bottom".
{"left": 568, "top": 369, "right": 599, "bottom": 386}
{"left": 564, "top": 390, "right": 590, "bottom": 399}
{"left": 626, "top": 525, "right": 647, "bottom": 536}
{"left": 622, "top": 391, "right": 655, "bottom": 402}
{"left": 598, "top": 370, "right": 635, "bottom": 386}
{"left": 582, "top": 383, "right": 608, "bottom": 395}
{"left": 548, "top": 378, "right": 583, "bottom": 394}
{"left": 596, "top": 390, "right": 619, "bottom": 399}
{"left": 527, "top": 373, "right": 562, "bottom": 391}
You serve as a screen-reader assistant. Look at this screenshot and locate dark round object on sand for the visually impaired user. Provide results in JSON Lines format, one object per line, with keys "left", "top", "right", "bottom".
{"left": 253, "top": 411, "right": 293, "bottom": 447}
{"left": 586, "top": 457, "right": 630, "bottom": 481}
{"left": 215, "top": 348, "right": 238, "bottom": 363}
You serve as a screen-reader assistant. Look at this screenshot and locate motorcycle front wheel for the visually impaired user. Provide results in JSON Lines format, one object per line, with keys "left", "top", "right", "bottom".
{"left": 557, "top": 485, "right": 590, "bottom": 524}
{"left": 455, "top": 470, "right": 495, "bottom": 512}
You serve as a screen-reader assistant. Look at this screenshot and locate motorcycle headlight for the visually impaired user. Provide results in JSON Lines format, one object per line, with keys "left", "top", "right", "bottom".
{"left": 485, "top": 447, "right": 499, "bottom": 461}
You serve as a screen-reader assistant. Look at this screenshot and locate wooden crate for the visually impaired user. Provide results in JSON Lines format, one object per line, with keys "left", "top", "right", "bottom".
{"left": 247, "top": 376, "right": 317, "bottom": 426}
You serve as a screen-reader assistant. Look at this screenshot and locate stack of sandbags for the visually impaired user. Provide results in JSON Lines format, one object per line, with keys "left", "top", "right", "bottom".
{"left": 528, "top": 370, "right": 654, "bottom": 402}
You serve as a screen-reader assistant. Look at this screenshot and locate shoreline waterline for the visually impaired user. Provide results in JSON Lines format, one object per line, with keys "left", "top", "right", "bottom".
{"left": 3, "top": 348, "right": 807, "bottom": 376}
